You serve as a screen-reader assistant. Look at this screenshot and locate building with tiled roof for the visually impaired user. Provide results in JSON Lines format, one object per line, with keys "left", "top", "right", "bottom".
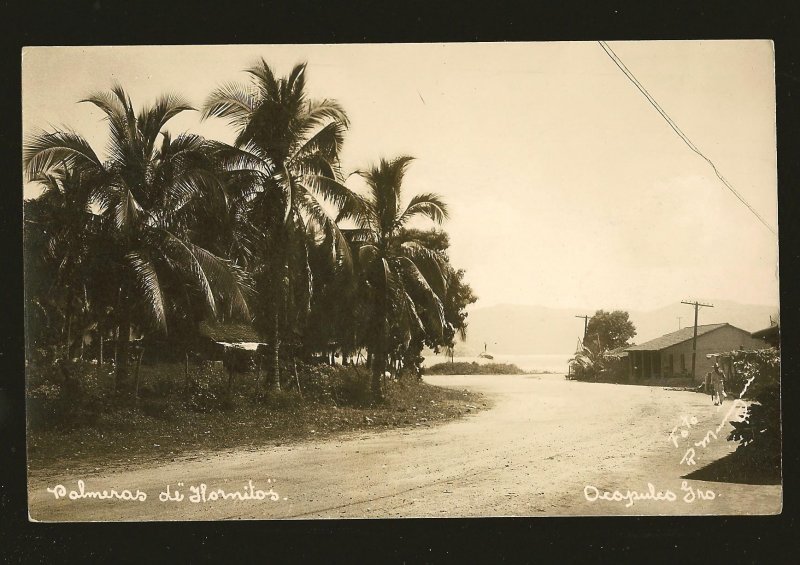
{"left": 624, "top": 323, "right": 768, "bottom": 382}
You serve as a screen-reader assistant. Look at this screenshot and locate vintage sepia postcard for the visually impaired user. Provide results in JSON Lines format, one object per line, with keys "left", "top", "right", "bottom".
{"left": 22, "top": 41, "right": 781, "bottom": 521}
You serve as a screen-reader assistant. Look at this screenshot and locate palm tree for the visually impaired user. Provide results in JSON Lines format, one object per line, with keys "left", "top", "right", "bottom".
{"left": 23, "top": 167, "right": 97, "bottom": 360}
{"left": 202, "top": 60, "right": 353, "bottom": 392}
{"left": 24, "top": 85, "right": 251, "bottom": 393}
{"left": 336, "top": 156, "right": 450, "bottom": 400}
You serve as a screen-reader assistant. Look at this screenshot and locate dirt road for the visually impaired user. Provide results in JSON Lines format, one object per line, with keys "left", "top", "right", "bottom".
{"left": 28, "top": 374, "right": 781, "bottom": 521}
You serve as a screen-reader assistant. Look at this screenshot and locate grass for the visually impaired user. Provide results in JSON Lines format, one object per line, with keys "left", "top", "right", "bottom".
{"left": 424, "top": 361, "right": 526, "bottom": 375}
{"left": 26, "top": 361, "right": 487, "bottom": 476}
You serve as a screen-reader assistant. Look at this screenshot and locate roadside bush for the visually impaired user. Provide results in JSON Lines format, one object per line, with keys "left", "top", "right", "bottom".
{"left": 259, "top": 389, "right": 304, "bottom": 410}
{"left": 568, "top": 350, "right": 628, "bottom": 383}
{"left": 294, "top": 361, "right": 337, "bottom": 402}
{"left": 424, "top": 362, "right": 525, "bottom": 375}
{"left": 329, "top": 366, "right": 372, "bottom": 406}
{"left": 185, "top": 369, "right": 230, "bottom": 413}
{"left": 139, "top": 397, "right": 179, "bottom": 421}
{"left": 725, "top": 348, "right": 780, "bottom": 400}
{"left": 152, "top": 371, "right": 177, "bottom": 397}
{"left": 593, "top": 356, "right": 629, "bottom": 383}
{"left": 726, "top": 348, "right": 781, "bottom": 475}
{"left": 26, "top": 360, "right": 113, "bottom": 431}
{"left": 292, "top": 362, "right": 373, "bottom": 406}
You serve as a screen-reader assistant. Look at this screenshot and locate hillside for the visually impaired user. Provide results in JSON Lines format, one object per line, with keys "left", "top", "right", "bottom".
{"left": 454, "top": 300, "right": 778, "bottom": 355}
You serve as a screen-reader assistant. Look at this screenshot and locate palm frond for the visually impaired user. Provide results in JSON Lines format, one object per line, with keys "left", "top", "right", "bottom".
{"left": 300, "top": 174, "right": 357, "bottom": 211}
{"left": 400, "top": 241, "right": 448, "bottom": 297}
{"left": 234, "top": 97, "right": 288, "bottom": 154}
{"left": 396, "top": 256, "right": 446, "bottom": 334}
{"left": 388, "top": 155, "right": 415, "bottom": 194}
{"left": 341, "top": 228, "right": 374, "bottom": 244}
{"left": 109, "top": 84, "right": 137, "bottom": 141}
{"left": 289, "top": 121, "right": 346, "bottom": 169}
{"left": 334, "top": 182, "right": 376, "bottom": 229}
{"left": 23, "top": 130, "right": 103, "bottom": 179}
{"left": 80, "top": 90, "right": 126, "bottom": 122}
{"left": 201, "top": 82, "right": 256, "bottom": 130}
{"left": 163, "top": 232, "right": 218, "bottom": 318}
{"left": 115, "top": 187, "right": 144, "bottom": 230}
{"left": 126, "top": 251, "right": 167, "bottom": 332}
{"left": 205, "top": 140, "right": 271, "bottom": 175}
{"left": 296, "top": 184, "right": 353, "bottom": 271}
{"left": 80, "top": 91, "right": 131, "bottom": 162}
{"left": 185, "top": 241, "right": 252, "bottom": 320}
{"left": 286, "top": 62, "right": 308, "bottom": 97}
{"left": 138, "top": 93, "right": 195, "bottom": 155}
{"left": 246, "top": 58, "right": 279, "bottom": 100}
{"left": 357, "top": 244, "right": 380, "bottom": 268}
{"left": 304, "top": 98, "right": 350, "bottom": 129}
{"left": 397, "top": 192, "right": 449, "bottom": 226}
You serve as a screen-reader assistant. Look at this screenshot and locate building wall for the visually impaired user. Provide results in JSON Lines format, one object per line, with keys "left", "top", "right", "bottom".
{"left": 658, "top": 325, "right": 768, "bottom": 381}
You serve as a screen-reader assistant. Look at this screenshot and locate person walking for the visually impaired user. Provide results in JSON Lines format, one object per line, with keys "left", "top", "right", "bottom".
{"left": 711, "top": 363, "right": 726, "bottom": 405}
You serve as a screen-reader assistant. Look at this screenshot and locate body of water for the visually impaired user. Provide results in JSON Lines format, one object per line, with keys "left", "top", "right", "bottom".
{"left": 422, "top": 353, "right": 573, "bottom": 374}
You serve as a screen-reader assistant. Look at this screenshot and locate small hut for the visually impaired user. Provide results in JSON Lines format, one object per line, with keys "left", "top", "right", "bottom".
{"left": 197, "top": 321, "right": 263, "bottom": 357}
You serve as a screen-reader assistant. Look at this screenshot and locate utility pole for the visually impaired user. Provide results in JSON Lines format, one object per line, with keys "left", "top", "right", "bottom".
{"left": 575, "top": 315, "right": 590, "bottom": 344}
{"left": 681, "top": 300, "right": 714, "bottom": 380}
{"left": 677, "top": 316, "right": 683, "bottom": 330}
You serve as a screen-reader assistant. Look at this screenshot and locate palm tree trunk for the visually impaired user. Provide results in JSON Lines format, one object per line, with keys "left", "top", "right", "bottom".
{"left": 371, "top": 344, "right": 385, "bottom": 401}
{"left": 133, "top": 346, "right": 144, "bottom": 403}
{"left": 184, "top": 349, "right": 190, "bottom": 397}
{"left": 114, "top": 326, "right": 119, "bottom": 371}
{"left": 116, "top": 308, "right": 132, "bottom": 393}
{"left": 65, "top": 311, "right": 72, "bottom": 360}
{"left": 292, "top": 354, "right": 301, "bottom": 395}
{"left": 269, "top": 309, "right": 281, "bottom": 392}
{"left": 371, "top": 287, "right": 387, "bottom": 401}
{"left": 255, "top": 353, "right": 262, "bottom": 392}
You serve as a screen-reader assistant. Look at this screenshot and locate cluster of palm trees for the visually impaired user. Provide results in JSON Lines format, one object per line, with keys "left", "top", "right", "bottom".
{"left": 24, "top": 60, "right": 476, "bottom": 400}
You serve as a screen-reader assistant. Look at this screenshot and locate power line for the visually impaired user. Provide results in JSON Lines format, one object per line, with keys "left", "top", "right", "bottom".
{"left": 598, "top": 41, "right": 777, "bottom": 236}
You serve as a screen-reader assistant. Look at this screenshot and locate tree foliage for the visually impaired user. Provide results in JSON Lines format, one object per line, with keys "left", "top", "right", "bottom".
{"left": 584, "top": 310, "right": 636, "bottom": 352}
{"left": 338, "top": 156, "right": 453, "bottom": 398}
{"left": 24, "top": 86, "right": 252, "bottom": 392}
{"left": 201, "top": 60, "right": 352, "bottom": 391}
{"left": 24, "top": 63, "right": 478, "bottom": 404}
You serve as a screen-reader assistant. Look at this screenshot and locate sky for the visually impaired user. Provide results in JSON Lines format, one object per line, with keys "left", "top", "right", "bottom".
{"left": 21, "top": 41, "right": 779, "bottom": 313}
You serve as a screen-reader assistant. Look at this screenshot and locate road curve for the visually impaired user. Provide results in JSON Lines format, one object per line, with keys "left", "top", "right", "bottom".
{"left": 28, "top": 374, "right": 781, "bottom": 521}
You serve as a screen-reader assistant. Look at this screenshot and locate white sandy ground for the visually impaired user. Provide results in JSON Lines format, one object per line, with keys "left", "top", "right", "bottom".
{"left": 27, "top": 374, "right": 782, "bottom": 521}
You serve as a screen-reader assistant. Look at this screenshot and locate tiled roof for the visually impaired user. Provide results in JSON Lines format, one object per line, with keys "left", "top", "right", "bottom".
{"left": 198, "top": 321, "right": 261, "bottom": 343}
{"left": 625, "top": 323, "right": 729, "bottom": 351}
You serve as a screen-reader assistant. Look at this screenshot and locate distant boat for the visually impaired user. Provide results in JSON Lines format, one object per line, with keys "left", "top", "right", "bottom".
{"left": 478, "top": 343, "right": 494, "bottom": 360}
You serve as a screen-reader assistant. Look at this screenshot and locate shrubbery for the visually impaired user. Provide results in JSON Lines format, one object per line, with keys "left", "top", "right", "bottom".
{"left": 567, "top": 353, "right": 627, "bottom": 383}
{"left": 293, "top": 361, "right": 373, "bottom": 407}
{"left": 27, "top": 357, "right": 384, "bottom": 430}
{"left": 27, "top": 359, "right": 115, "bottom": 430}
{"left": 424, "top": 361, "right": 525, "bottom": 375}
{"left": 725, "top": 348, "right": 781, "bottom": 474}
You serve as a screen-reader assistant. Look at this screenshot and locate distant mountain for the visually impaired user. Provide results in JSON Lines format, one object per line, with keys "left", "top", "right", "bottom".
{"left": 454, "top": 300, "right": 779, "bottom": 356}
